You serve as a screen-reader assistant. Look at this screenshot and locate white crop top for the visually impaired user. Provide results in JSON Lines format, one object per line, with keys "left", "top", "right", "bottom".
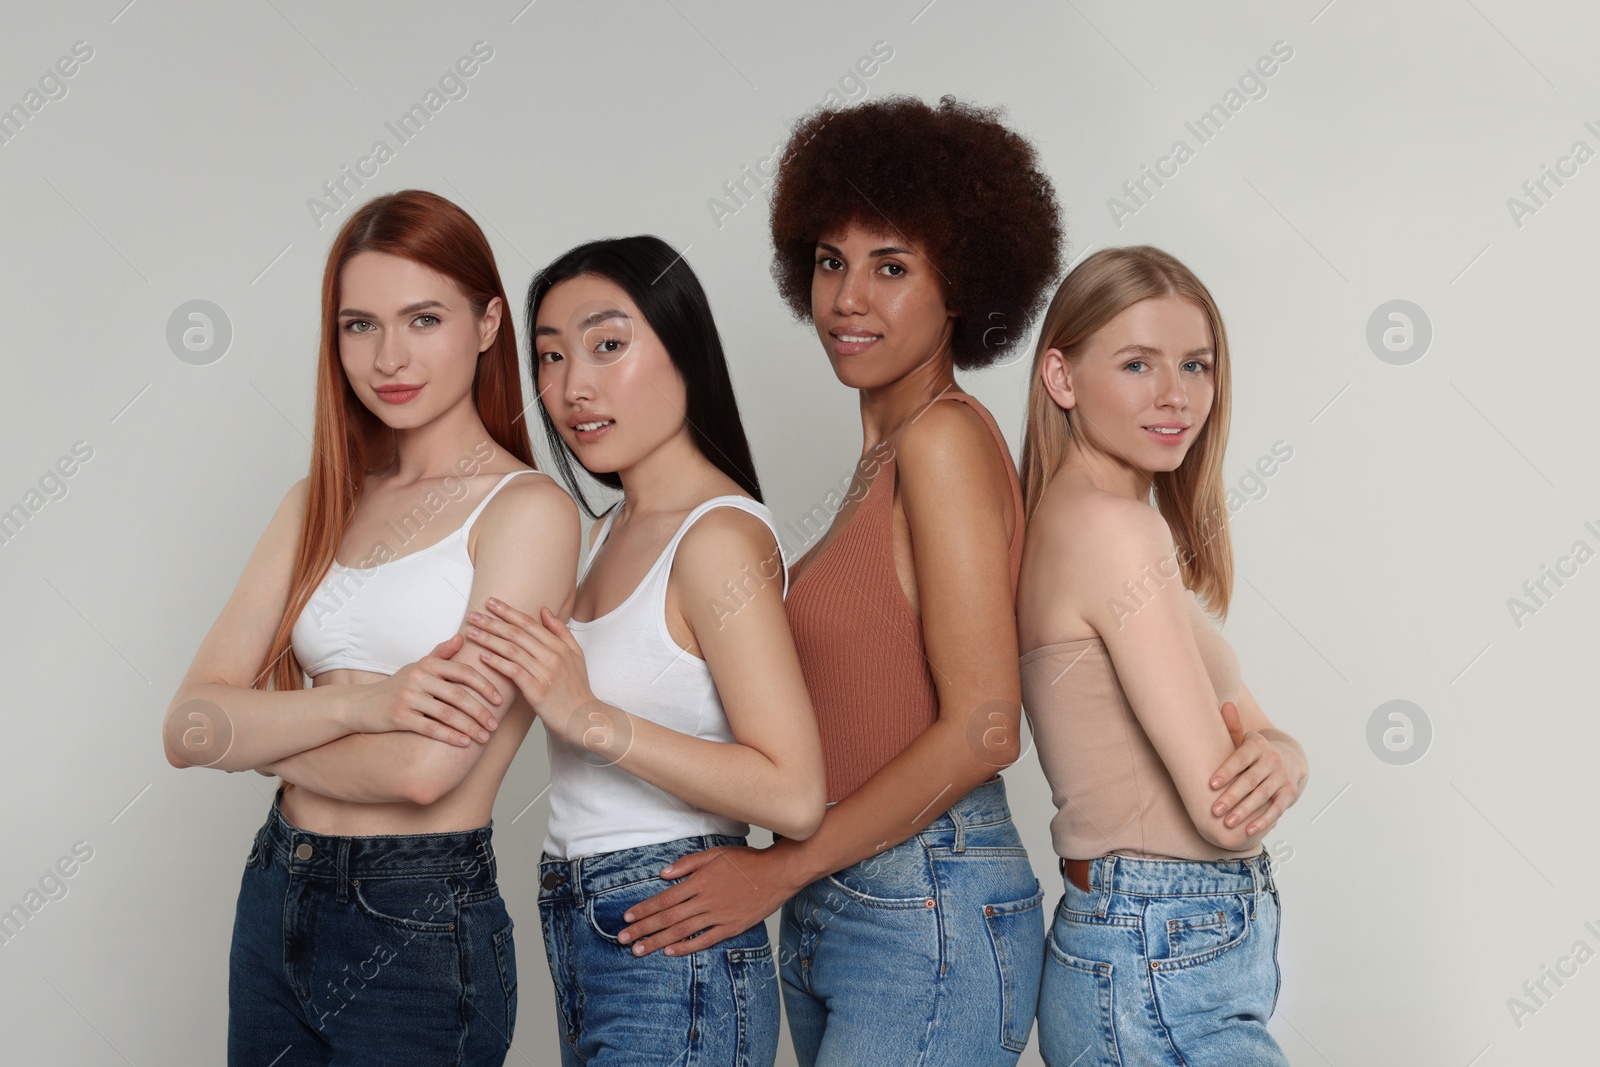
{"left": 541, "top": 495, "right": 788, "bottom": 860}
{"left": 289, "top": 469, "right": 542, "bottom": 677}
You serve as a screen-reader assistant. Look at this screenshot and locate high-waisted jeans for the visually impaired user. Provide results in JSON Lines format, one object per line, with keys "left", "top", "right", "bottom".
{"left": 779, "top": 776, "right": 1046, "bottom": 1066}
{"left": 227, "top": 787, "right": 518, "bottom": 1066}
{"left": 1037, "top": 850, "right": 1287, "bottom": 1067}
{"left": 538, "top": 833, "right": 780, "bottom": 1066}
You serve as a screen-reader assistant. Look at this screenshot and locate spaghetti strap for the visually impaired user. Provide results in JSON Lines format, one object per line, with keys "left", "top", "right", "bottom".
{"left": 460, "top": 469, "right": 542, "bottom": 540}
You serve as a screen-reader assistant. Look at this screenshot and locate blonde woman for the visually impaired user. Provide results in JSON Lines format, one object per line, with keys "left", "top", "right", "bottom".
{"left": 1016, "top": 246, "right": 1308, "bottom": 1066}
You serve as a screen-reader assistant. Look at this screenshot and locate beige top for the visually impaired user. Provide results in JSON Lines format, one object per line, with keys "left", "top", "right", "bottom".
{"left": 1020, "top": 591, "right": 1261, "bottom": 862}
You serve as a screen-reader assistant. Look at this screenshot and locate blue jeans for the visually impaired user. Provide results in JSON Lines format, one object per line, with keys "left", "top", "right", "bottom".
{"left": 227, "top": 788, "right": 518, "bottom": 1066}
{"left": 779, "top": 776, "right": 1045, "bottom": 1066}
{"left": 1038, "top": 851, "right": 1287, "bottom": 1067}
{"left": 538, "top": 833, "right": 780, "bottom": 1066}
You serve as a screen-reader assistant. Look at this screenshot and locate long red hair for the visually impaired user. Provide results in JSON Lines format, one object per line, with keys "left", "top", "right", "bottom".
{"left": 255, "top": 189, "right": 535, "bottom": 692}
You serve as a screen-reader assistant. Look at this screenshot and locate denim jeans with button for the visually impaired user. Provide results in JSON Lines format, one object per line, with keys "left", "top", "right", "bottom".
{"left": 227, "top": 787, "right": 518, "bottom": 1066}
{"left": 1038, "top": 850, "right": 1287, "bottom": 1067}
{"left": 538, "top": 833, "right": 779, "bottom": 1066}
{"left": 779, "top": 776, "right": 1046, "bottom": 1066}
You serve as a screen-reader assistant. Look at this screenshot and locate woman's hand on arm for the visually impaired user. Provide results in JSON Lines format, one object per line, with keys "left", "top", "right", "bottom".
{"left": 265, "top": 476, "right": 581, "bottom": 806}
{"left": 1207, "top": 685, "right": 1309, "bottom": 837}
{"left": 617, "top": 400, "right": 1021, "bottom": 955}
{"left": 467, "top": 506, "right": 827, "bottom": 839}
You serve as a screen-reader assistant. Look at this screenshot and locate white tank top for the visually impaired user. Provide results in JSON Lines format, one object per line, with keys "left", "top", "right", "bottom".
{"left": 541, "top": 495, "right": 789, "bottom": 860}
{"left": 290, "top": 470, "right": 543, "bottom": 677}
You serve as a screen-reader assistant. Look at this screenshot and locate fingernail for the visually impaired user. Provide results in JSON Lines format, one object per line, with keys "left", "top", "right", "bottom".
{"left": 1211, "top": 778, "right": 1222, "bottom": 788}
{"left": 624, "top": 912, "right": 634, "bottom": 922}
{"left": 660, "top": 866, "right": 675, "bottom": 877}
{"left": 487, "top": 718, "right": 498, "bottom": 729}
{"left": 479, "top": 732, "right": 489, "bottom": 742}
{"left": 487, "top": 597, "right": 501, "bottom": 608}
{"left": 618, "top": 932, "right": 630, "bottom": 944}
{"left": 634, "top": 945, "right": 646, "bottom": 956}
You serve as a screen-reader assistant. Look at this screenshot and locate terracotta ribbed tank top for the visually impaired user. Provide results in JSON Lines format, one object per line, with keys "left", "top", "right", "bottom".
{"left": 785, "top": 391, "right": 1025, "bottom": 802}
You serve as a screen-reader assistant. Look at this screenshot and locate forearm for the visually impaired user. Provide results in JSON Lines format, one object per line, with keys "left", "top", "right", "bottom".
{"left": 778, "top": 717, "right": 999, "bottom": 885}
{"left": 165, "top": 681, "right": 355, "bottom": 772}
{"left": 572, "top": 703, "right": 821, "bottom": 838}
{"left": 262, "top": 732, "right": 468, "bottom": 805}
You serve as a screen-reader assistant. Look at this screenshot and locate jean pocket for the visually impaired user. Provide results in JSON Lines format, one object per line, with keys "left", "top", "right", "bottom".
{"left": 982, "top": 885, "right": 1045, "bottom": 1053}
{"left": 586, "top": 877, "right": 669, "bottom": 944}
{"left": 492, "top": 922, "right": 518, "bottom": 1050}
{"left": 352, "top": 875, "right": 459, "bottom": 934}
{"left": 725, "top": 942, "right": 779, "bottom": 1067}
{"left": 1150, "top": 893, "right": 1251, "bottom": 971}
{"left": 244, "top": 829, "right": 269, "bottom": 870}
{"left": 824, "top": 839, "right": 937, "bottom": 909}
{"left": 1042, "top": 927, "right": 1119, "bottom": 1066}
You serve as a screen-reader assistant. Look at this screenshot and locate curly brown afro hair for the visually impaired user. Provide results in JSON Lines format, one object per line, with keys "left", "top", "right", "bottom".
{"left": 768, "top": 94, "right": 1064, "bottom": 370}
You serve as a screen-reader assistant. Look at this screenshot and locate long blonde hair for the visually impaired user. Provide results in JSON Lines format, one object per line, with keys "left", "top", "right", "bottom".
{"left": 1019, "top": 246, "right": 1234, "bottom": 616}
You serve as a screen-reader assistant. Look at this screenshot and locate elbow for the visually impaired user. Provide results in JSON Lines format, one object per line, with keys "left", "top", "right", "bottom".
{"left": 989, "top": 735, "right": 1023, "bottom": 772}
{"left": 405, "top": 773, "right": 449, "bottom": 807}
{"left": 773, "top": 783, "right": 827, "bottom": 841}
{"left": 405, "top": 751, "right": 471, "bottom": 807}
{"left": 1197, "top": 819, "right": 1255, "bottom": 853}
{"left": 161, "top": 716, "right": 192, "bottom": 769}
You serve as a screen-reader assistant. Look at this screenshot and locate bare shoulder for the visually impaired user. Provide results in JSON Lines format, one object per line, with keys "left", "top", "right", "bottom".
{"left": 283, "top": 476, "right": 310, "bottom": 509}
{"left": 1044, "top": 483, "right": 1174, "bottom": 578}
{"left": 896, "top": 396, "right": 1011, "bottom": 506}
{"left": 262, "top": 476, "right": 311, "bottom": 547}
{"left": 675, "top": 502, "right": 781, "bottom": 582}
{"left": 474, "top": 470, "right": 580, "bottom": 544}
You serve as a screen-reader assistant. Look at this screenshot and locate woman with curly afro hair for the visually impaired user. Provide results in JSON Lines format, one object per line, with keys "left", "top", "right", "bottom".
{"left": 613, "top": 95, "right": 1065, "bottom": 1065}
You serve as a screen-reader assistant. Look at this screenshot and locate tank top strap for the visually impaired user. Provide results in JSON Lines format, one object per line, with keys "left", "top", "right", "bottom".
{"left": 652, "top": 495, "right": 789, "bottom": 603}
{"left": 921, "top": 390, "right": 1024, "bottom": 558}
{"left": 460, "top": 469, "right": 541, "bottom": 542}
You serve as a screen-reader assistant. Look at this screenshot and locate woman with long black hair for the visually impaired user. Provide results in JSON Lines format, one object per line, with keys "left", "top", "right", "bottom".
{"left": 462, "top": 236, "right": 826, "bottom": 1066}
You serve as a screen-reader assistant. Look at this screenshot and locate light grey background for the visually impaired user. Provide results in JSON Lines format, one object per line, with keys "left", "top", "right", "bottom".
{"left": 1, "top": 1, "right": 1593, "bottom": 1063}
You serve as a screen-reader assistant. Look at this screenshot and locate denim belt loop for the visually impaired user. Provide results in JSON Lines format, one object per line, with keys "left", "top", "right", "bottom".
{"left": 569, "top": 856, "right": 586, "bottom": 908}
{"left": 334, "top": 839, "right": 352, "bottom": 903}
{"left": 950, "top": 802, "right": 967, "bottom": 853}
{"left": 1093, "top": 856, "right": 1115, "bottom": 918}
{"left": 479, "top": 829, "right": 497, "bottom": 884}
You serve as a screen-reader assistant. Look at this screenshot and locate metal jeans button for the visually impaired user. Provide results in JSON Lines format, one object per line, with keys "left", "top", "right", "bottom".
{"left": 295, "top": 842, "right": 314, "bottom": 860}
{"left": 541, "top": 871, "right": 565, "bottom": 890}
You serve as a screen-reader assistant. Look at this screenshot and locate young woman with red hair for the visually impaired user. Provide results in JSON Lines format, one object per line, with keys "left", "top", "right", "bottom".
{"left": 163, "top": 189, "right": 579, "bottom": 1066}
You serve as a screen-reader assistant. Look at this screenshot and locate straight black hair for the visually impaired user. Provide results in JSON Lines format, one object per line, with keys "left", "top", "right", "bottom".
{"left": 524, "top": 235, "right": 763, "bottom": 519}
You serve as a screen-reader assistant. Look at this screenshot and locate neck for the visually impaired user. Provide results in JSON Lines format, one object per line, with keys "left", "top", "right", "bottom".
{"left": 1060, "top": 433, "right": 1155, "bottom": 502}
{"left": 857, "top": 343, "right": 960, "bottom": 449}
{"left": 381, "top": 391, "right": 503, "bottom": 484}
{"left": 613, "top": 424, "right": 729, "bottom": 519}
